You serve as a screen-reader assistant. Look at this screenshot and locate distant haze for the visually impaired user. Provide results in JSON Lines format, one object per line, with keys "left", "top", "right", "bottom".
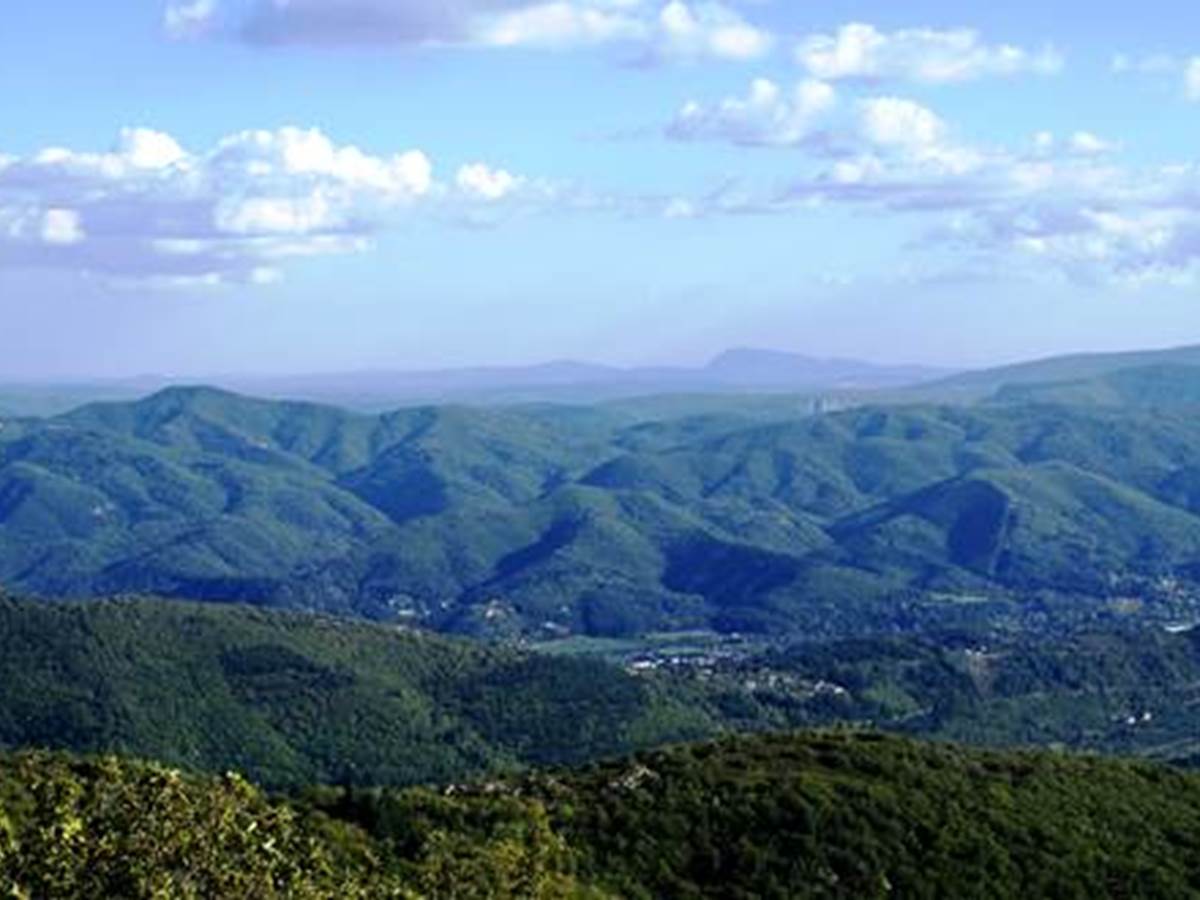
{"left": 0, "top": 347, "right": 956, "bottom": 415}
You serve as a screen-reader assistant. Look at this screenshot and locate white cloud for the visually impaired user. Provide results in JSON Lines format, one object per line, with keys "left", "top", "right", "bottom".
{"left": 40, "top": 209, "right": 85, "bottom": 246}
{"left": 456, "top": 163, "right": 522, "bottom": 200}
{"left": 196, "top": 0, "right": 773, "bottom": 63}
{"left": 165, "top": 0, "right": 217, "bottom": 39}
{"left": 1187, "top": 58, "right": 1200, "bottom": 101}
{"left": 663, "top": 76, "right": 1200, "bottom": 286}
{"left": 1111, "top": 52, "right": 1177, "bottom": 75}
{"left": 857, "top": 97, "right": 982, "bottom": 175}
{"left": 1026, "top": 130, "right": 1118, "bottom": 158}
{"left": 859, "top": 96, "right": 945, "bottom": 148}
{"left": 653, "top": 1, "right": 772, "bottom": 62}
{"left": 797, "top": 23, "right": 1062, "bottom": 84}
{"left": 1112, "top": 52, "right": 1200, "bottom": 102}
{"left": 0, "top": 127, "right": 525, "bottom": 286}
{"left": 469, "top": 0, "right": 776, "bottom": 62}
{"left": 477, "top": 2, "right": 645, "bottom": 48}
{"left": 119, "top": 127, "right": 188, "bottom": 170}
{"left": 667, "top": 78, "right": 835, "bottom": 145}
{"left": 662, "top": 197, "right": 699, "bottom": 219}
{"left": 214, "top": 191, "right": 340, "bottom": 236}
{"left": 250, "top": 266, "right": 284, "bottom": 285}
{"left": 210, "top": 127, "right": 434, "bottom": 197}
{"left": 1068, "top": 131, "right": 1118, "bottom": 156}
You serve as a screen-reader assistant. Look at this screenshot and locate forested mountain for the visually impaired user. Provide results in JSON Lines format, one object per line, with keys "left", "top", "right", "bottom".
{"left": 986, "top": 364, "right": 1200, "bottom": 408}
{"left": 5, "top": 377, "right": 1200, "bottom": 637}
{"left": 0, "top": 596, "right": 727, "bottom": 788}
{"left": 6, "top": 355, "right": 1200, "bottom": 894}
{"left": 913, "top": 343, "right": 1200, "bottom": 401}
{"left": 7, "top": 732, "right": 1200, "bottom": 899}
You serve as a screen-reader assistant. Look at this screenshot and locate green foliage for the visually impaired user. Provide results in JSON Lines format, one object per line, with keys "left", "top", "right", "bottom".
{"left": 0, "top": 751, "right": 613, "bottom": 899}
{"left": 525, "top": 731, "right": 1200, "bottom": 899}
{"left": 6, "top": 733, "right": 1200, "bottom": 898}
{"left": 6, "top": 385, "right": 1200, "bottom": 638}
{"left": 3, "top": 593, "right": 1200, "bottom": 790}
{"left": 0, "top": 596, "right": 719, "bottom": 789}
{"left": 0, "top": 752, "right": 409, "bottom": 899}
{"left": 750, "top": 627, "right": 1200, "bottom": 763}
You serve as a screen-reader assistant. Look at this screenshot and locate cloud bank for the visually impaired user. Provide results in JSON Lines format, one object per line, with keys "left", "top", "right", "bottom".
{"left": 664, "top": 74, "right": 1200, "bottom": 286}
{"left": 168, "top": 0, "right": 774, "bottom": 62}
{"left": 0, "top": 127, "right": 533, "bottom": 286}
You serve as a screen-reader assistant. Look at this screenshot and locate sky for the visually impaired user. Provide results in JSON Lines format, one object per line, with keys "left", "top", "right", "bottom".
{"left": 2, "top": 0, "right": 1199, "bottom": 379}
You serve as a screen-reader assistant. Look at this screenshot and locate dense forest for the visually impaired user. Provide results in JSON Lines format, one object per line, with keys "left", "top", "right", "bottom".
{"left": 0, "top": 595, "right": 726, "bottom": 788}
{"left": 1, "top": 594, "right": 1198, "bottom": 789}
{"left": 4, "top": 350, "right": 1200, "bottom": 896}
{"left": 5, "top": 732, "right": 1200, "bottom": 898}
{"left": 3, "top": 355, "right": 1200, "bottom": 641}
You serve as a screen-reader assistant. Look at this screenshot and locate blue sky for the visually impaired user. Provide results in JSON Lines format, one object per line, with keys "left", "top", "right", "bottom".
{"left": 1, "top": 1, "right": 1199, "bottom": 378}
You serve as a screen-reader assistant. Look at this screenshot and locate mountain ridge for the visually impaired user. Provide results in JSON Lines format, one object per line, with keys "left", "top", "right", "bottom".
{"left": 913, "top": 342, "right": 1200, "bottom": 401}
{"left": 1, "top": 348, "right": 952, "bottom": 416}
{"left": 5, "top": 386, "right": 1200, "bottom": 637}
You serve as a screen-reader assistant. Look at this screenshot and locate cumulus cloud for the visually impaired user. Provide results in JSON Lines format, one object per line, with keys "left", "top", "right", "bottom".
{"left": 177, "top": 0, "right": 772, "bottom": 63}
{"left": 796, "top": 23, "right": 1062, "bottom": 84}
{"left": 0, "top": 126, "right": 531, "bottom": 286}
{"left": 660, "top": 75, "right": 1200, "bottom": 286}
{"left": 667, "top": 78, "right": 835, "bottom": 145}
{"left": 859, "top": 96, "right": 944, "bottom": 148}
{"left": 805, "top": 126, "right": 1200, "bottom": 285}
{"left": 650, "top": 1, "right": 772, "bottom": 62}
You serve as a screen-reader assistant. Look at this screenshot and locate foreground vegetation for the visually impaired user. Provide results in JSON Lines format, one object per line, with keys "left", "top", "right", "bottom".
{"left": 4, "top": 732, "right": 1200, "bottom": 898}
{"left": 0, "top": 751, "right": 591, "bottom": 898}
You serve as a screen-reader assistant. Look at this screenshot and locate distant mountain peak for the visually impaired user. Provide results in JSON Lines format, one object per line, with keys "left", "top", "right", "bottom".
{"left": 703, "top": 347, "right": 949, "bottom": 389}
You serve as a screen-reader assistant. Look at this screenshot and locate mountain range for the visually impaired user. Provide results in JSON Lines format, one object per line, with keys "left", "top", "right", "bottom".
{"left": 0, "top": 347, "right": 949, "bottom": 416}
{"left": 3, "top": 342, "right": 1200, "bottom": 638}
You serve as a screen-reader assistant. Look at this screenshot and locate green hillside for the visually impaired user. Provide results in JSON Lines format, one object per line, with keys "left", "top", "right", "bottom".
{"left": 2, "top": 594, "right": 1200, "bottom": 787}
{"left": 913, "top": 343, "right": 1200, "bottom": 402}
{"left": 987, "top": 364, "right": 1200, "bottom": 408}
{"left": 11, "top": 732, "right": 1199, "bottom": 899}
{"left": 755, "top": 628, "right": 1200, "bottom": 764}
{"left": 0, "top": 595, "right": 725, "bottom": 789}
{"left": 519, "top": 730, "right": 1200, "bottom": 898}
{"left": 5, "top": 388, "right": 1200, "bottom": 637}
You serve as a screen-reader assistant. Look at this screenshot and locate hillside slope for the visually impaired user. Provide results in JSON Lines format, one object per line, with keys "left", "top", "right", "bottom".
{"left": 5, "top": 390, "right": 1200, "bottom": 636}
{"left": 914, "top": 343, "right": 1200, "bottom": 401}
{"left": 7, "top": 732, "right": 1200, "bottom": 898}
{"left": 0, "top": 596, "right": 720, "bottom": 788}
{"left": 523, "top": 730, "right": 1200, "bottom": 898}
